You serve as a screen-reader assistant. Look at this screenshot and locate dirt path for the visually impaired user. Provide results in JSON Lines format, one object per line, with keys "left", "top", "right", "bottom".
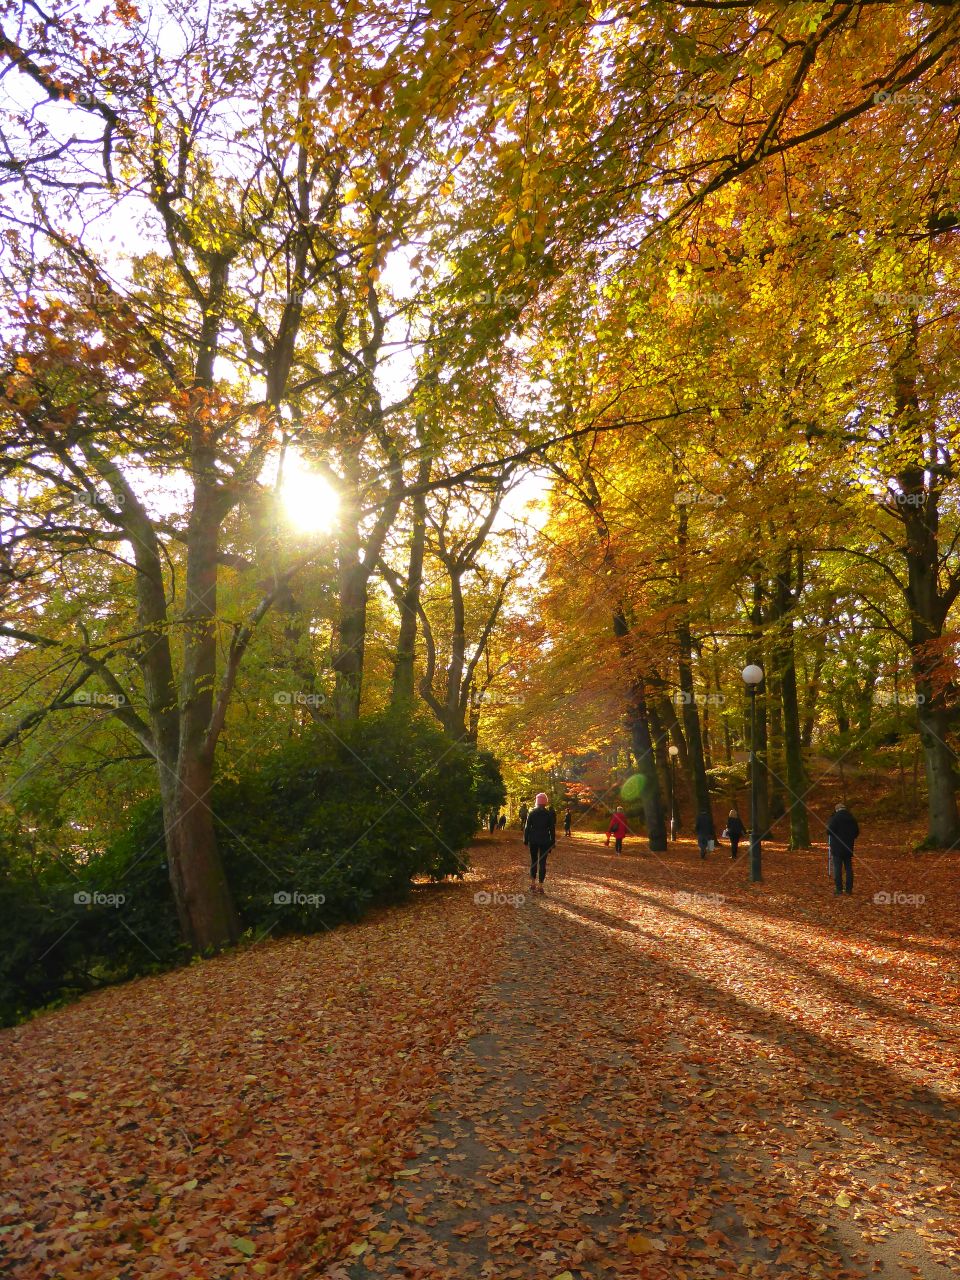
{"left": 328, "top": 834, "right": 960, "bottom": 1280}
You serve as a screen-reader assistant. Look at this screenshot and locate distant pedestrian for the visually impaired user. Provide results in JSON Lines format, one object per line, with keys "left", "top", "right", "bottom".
{"left": 827, "top": 803, "right": 859, "bottom": 895}
{"left": 724, "top": 809, "right": 745, "bottom": 859}
{"left": 524, "top": 792, "right": 556, "bottom": 894}
{"left": 695, "top": 809, "right": 715, "bottom": 859}
{"left": 488, "top": 811, "right": 497, "bottom": 834}
{"left": 497, "top": 813, "right": 507, "bottom": 830}
{"left": 563, "top": 808, "right": 572, "bottom": 837}
{"left": 518, "top": 803, "right": 529, "bottom": 828}
{"left": 606, "top": 806, "right": 629, "bottom": 854}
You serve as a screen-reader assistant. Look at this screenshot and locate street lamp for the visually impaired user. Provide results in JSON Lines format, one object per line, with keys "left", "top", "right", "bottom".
{"left": 741, "top": 664, "right": 764, "bottom": 883}
{"left": 667, "top": 744, "right": 680, "bottom": 840}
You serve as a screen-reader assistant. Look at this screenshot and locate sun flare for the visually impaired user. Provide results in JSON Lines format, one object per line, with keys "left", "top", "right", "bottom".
{"left": 280, "top": 450, "right": 339, "bottom": 534}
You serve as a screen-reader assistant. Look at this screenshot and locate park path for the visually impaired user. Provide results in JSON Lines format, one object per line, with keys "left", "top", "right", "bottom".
{"left": 329, "top": 833, "right": 960, "bottom": 1280}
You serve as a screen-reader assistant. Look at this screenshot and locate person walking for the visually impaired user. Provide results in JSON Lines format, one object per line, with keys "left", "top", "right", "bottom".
{"left": 488, "top": 811, "right": 497, "bottom": 834}
{"left": 724, "top": 809, "right": 745, "bottom": 859}
{"left": 563, "top": 808, "right": 572, "bottom": 837}
{"left": 524, "top": 793, "right": 556, "bottom": 894}
{"left": 695, "top": 809, "right": 715, "bottom": 859}
{"left": 606, "top": 806, "right": 630, "bottom": 854}
{"left": 827, "top": 803, "right": 859, "bottom": 895}
{"left": 497, "top": 813, "right": 507, "bottom": 830}
{"left": 518, "top": 803, "right": 529, "bottom": 829}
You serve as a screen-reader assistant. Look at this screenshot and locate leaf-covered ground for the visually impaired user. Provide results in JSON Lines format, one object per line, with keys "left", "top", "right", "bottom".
{"left": 2, "top": 830, "right": 958, "bottom": 1279}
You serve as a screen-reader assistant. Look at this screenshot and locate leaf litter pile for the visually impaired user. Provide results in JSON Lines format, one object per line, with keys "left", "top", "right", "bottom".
{"left": 2, "top": 830, "right": 958, "bottom": 1279}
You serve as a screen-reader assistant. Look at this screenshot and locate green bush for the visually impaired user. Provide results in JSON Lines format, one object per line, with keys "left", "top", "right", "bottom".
{"left": 470, "top": 748, "right": 507, "bottom": 821}
{"left": 0, "top": 710, "right": 503, "bottom": 1025}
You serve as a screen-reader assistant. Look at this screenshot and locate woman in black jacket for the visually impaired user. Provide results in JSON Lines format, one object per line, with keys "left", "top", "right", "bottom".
{"left": 725, "top": 809, "right": 745, "bottom": 859}
{"left": 524, "top": 793, "right": 556, "bottom": 894}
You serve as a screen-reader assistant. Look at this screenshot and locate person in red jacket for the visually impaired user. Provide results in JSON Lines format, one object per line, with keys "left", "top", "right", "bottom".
{"left": 606, "top": 806, "right": 630, "bottom": 854}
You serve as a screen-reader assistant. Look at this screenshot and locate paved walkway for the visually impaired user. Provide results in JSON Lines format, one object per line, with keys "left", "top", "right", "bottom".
{"left": 329, "top": 835, "right": 960, "bottom": 1280}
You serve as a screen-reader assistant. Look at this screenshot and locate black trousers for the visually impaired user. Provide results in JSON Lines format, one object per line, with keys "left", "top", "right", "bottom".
{"left": 833, "top": 849, "right": 853, "bottom": 893}
{"left": 529, "top": 842, "right": 551, "bottom": 882}
{"left": 730, "top": 836, "right": 740, "bottom": 859}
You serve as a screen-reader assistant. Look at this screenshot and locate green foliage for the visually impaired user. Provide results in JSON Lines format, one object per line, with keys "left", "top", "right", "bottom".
{"left": 469, "top": 748, "right": 507, "bottom": 820}
{"left": 0, "top": 801, "right": 185, "bottom": 1027}
{"left": 705, "top": 762, "right": 750, "bottom": 796}
{"left": 0, "top": 711, "right": 500, "bottom": 1025}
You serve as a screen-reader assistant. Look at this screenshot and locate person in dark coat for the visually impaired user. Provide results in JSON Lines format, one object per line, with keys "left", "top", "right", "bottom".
{"left": 827, "top": 803, "right": 859, "bottom": 895}
{"left": 606, "top": 806, "right": 630, "bottom": 854}
{"left": 488, "top": 811, "right": 497, "bottom": 834}
{"left": 563, "top": 809, "right": 572, "bottom": 837}
{"left": 518, "top": 803, "right": 529, "bottom": 828}
{"left": 497, "top": 813, "right": 507, "bottom": 830}
{"left": 725, "top": 809, "right": 745, "bottom": 859}
{"left": 524, "top": 792, "right": 556, "bottom": 894}
{"left": 695, "top": 809, "right": 715, "bottom": 859}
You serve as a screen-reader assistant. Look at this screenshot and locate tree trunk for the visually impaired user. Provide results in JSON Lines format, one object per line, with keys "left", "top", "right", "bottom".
{"left": 894, "top": 334, "right": 960, "bottom": 845}
{"left": 800, "top": 624, "right": 829, "bottom": 748}
{"left": 855, "top": 655, "right": 881, "bottom": 734}
{"left": 771, "top": 551, "right": 810, "bottom": 847}
{"left": 750, "top": 570, "right": 771, "bottom": 835}
{"left": 627, "top": 679, "right": 668, "bottom": 852}
{"left": 332, "top": 438, "right": 405, "bottom": 723}
{"left": 647, "top": 697, "right": 671, "bottom": 815}
{"left": 712, "top": 652, "right": 732, "bottom": 763}
{"left": 332, "top": 496, "right": 368, "bottom": 722}
{"left": 443, "top": 569, "right": 469, "bottom": 739}
{"left": 391, "top": 460, "right": 429, "bottom": 707}
{"left": 654, "top": 691, "right": 689, "bottom": 769}
{"left": 915, "top": 699, "right": 958, "bottom": 842}
{"left": 172, "top": 478, "right": 239, "bottom": 947}
{"left": 677, "top": 621, "right": 712, "bottom": 819}
{"left": 161, "top": 753, "right": 238, "bottom": 950}
{"left": 766, "top": 665, "right": 787, "bottom": 826}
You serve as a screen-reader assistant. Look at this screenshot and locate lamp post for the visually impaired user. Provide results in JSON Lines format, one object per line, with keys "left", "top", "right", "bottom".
{"left": 668, "top": 744, "right": 680, "bottom": 840}
{"left": 742, "top": 664, "right": 764, "bottom": 883}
